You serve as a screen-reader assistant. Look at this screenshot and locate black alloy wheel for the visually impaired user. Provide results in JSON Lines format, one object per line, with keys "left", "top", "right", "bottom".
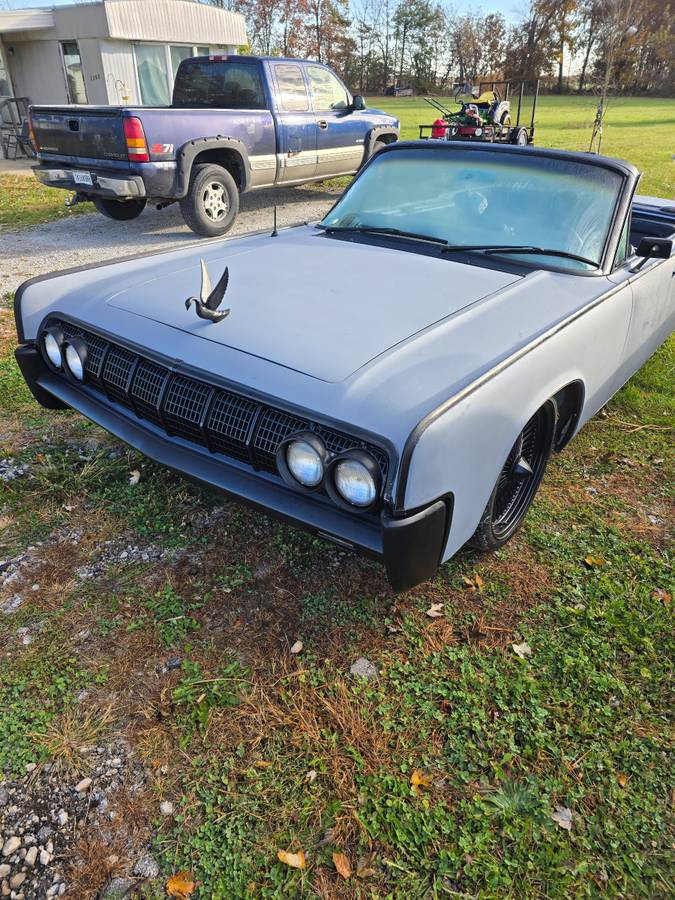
{"left": 470, "top": 400, "right": 557, "bottom": 550}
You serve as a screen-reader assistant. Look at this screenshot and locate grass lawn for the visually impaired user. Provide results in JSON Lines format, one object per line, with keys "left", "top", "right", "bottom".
{"left": 0, "top": 96, "right": 672, "bottom": 231}
{"left": 0, "top": 310, "right": 673, "bottom": 893}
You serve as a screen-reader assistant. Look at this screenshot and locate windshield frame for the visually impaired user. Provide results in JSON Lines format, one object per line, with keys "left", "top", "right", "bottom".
{"left": 319, "top": 142, "right": 639, "bottom": 277}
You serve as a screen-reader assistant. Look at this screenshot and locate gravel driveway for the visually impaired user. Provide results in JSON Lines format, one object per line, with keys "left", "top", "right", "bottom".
{"left": 1, "top": 183, "right": 342, "bottom": 296}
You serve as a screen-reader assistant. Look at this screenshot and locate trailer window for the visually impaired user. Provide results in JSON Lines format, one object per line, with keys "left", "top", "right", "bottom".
{"left": 173, "top": 60, "right": 266, "bottom": 109}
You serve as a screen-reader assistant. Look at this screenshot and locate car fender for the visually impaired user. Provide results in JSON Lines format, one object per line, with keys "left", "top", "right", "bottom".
{"left": 174, "top": 137, "right": 252, "bottom": 196}
{"left": 398, "top": 282, "right": 633, "bottom": 561}
{"left": 362, "top": 126, "right": 399, "bottom": 164}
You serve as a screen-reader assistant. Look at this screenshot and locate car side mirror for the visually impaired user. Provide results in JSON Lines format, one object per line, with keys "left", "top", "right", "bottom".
{"left": 631, "top": 236, "right": 673, "bottom": 272}
{"left": 351, "top": 95, "right": 366, "bottom": 111}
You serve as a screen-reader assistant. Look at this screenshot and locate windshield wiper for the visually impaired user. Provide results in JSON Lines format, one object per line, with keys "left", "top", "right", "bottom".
{"left": 441, "top": 244, "right": 599, "bottom": 268}
{"left": 320, "top": 224, "right": 448, "bottom": 246}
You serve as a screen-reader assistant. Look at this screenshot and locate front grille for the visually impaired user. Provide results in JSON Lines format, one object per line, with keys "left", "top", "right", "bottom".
{"left": 46, "top": 319, "right": 389, "bottom": 492}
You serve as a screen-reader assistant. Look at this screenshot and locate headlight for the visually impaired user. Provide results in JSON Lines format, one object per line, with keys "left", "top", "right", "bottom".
{"left": 276, "top": 432, "right": 326, "bottom": 491}
{"left": 63, "top": 336, "right": 87, "bottom": 382}
{"left": 326, "top": 449, "right": 381, "bottom": 511}
{"left": 475, "top": 128, "right": 483, "bottom": 137}
{"left": 43, "top": 329, "right": 63, "bottom": 369}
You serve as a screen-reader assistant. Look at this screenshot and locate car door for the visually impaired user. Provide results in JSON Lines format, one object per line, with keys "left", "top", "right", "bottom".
{"left": 305, "top": 64, "right": 365, "bottom": 177}
{"left": 611, "top": 212, "right": 675, "bottom": 375}
{"left": 271, "top": 61, "right": 317, "bottom": 183}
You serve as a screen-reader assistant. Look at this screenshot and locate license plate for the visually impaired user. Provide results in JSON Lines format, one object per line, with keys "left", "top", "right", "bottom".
{"left": 72, "top": 171, "right": 93, "bottom": 186}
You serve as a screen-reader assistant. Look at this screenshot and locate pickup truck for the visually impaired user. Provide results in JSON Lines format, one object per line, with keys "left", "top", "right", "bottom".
{"left": 29, "top": 55, "right": 399, "bottom": 236}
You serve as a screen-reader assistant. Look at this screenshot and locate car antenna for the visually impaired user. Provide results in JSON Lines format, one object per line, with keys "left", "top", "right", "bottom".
{"left": 271, "top": 205, "right": 278, "bottom": 237}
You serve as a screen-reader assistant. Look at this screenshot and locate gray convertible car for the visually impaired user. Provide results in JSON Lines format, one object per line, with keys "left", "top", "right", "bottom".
{"left": 14, "top": 142, "right": 675, "bottom": 590}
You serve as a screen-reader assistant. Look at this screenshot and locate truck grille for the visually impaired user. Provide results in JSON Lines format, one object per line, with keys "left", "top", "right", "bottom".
{"left": 50, "top": 319, "right": 389, "bottom": 486}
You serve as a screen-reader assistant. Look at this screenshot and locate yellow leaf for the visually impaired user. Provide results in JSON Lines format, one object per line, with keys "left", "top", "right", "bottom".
{"left": 254, "top": 760, "right": 272, "bottom": 769}
{"left": 474, "top": 574, "right": 485, "bottom": 591}
{"left": 410, "top": 769, "right": 431, "bottom": 794}
{"left": 277, "top": 849, "right": 306, "bottom": 869}
{"left": 332, "top": 851, "right": 352, "bottom": 879}
{"left": 462, "top": 575, "right": 477, "bottom": 591}
{"left": 652, "top": 588, "right": 671, "bottom": 605}
{"left": 617, "top": 773, "right": 628, "bottom": 788}
{"left": 583, "top": 555, "right": 605, "bottom": 567}
{"left": 166, "top": 871, "right": 196, "bottom": 899}
{"left": 356, "top": 851, "right": 377, "bottom": 878}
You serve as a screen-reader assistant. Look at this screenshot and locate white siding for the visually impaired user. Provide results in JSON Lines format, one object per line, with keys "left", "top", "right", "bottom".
{"left": 99, "top": 39, "right": 139, "bottom": 104}
{"left": 78, "top": 38, "right": 107, "bottom": 104}
{"left": 104, "top": 1, "right": 247, "bottom": 46}
{"left": 6, "top": 40, "right": 67, "bottom": 104}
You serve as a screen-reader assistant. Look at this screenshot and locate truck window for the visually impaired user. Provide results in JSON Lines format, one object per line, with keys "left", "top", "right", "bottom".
{"left": 173, "top": 60, "right": 267, "bottom": 109}
{"left": 307, "top": 65, "right": 349, "bottom": 111}
{"left": 274, "top": 63, "right": 310, "bottom": 112}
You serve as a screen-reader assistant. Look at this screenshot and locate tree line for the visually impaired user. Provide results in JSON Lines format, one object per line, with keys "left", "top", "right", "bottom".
{"left": 203, "top": 0, "right": 674, "bottom": 95}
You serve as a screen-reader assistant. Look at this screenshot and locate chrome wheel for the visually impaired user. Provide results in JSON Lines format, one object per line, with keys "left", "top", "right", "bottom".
{"left": 202, "top": 182, "right": 229, "bottom": 222}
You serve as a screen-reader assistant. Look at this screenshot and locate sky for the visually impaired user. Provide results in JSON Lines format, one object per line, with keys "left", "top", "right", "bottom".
{"left": 1, "top": 0, "right": 526, "bottom": 21}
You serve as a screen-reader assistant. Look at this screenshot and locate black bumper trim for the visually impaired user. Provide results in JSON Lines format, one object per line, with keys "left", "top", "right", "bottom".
{"left": 382, "top": 497, "right": 452, "bottom": 592}
{"left": 15, "top": 345, "right": 70, "bottom": 410}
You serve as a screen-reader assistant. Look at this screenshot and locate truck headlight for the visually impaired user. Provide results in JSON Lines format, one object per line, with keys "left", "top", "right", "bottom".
{"left": 276, "top": 432, "right": 326, "bottom": 490}
{"left": 327, "top": 449, "right": 381, "bottom": 510}
{"left": 63, "top": 336, "right": 88, "bottom": 382}
{"left": 475, "top": 128, "right": 483, "bottom": 137}
{"left": 42, "top": 327, "right": 65, "bottom": 370}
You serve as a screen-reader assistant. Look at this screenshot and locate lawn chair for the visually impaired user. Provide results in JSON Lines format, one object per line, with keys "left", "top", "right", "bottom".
{"left": 0, "top": 97, "right": 35, "bottom": 159}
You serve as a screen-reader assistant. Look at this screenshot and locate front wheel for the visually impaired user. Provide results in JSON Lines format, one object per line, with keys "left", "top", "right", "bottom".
{"left": 179, "top": 163, "right": 239, "bottom": 237}
{"left": 93, "top": 197, "right": 146, "bottom": 221}
{"left": 470, "top": 401, "right": 557, "bottom": 551}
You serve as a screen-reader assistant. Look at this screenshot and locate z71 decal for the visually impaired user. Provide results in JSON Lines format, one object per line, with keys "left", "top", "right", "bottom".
{"left": 151, "top": 143, "right": 174, "bottom": 154}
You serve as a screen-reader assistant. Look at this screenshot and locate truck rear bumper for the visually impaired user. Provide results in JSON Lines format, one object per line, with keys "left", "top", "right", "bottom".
{"left": 33, "top": 166, "right": 146, "bottom": 199}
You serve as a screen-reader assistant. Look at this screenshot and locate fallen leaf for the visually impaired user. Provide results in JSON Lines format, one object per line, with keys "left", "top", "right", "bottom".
{"left": 254, "top": 760, "right": 272, "bottom": 769}
{"left": 277, "top": 849, "right": 306, "bottom": 869}
{"left": 332, "top": 851, "right": 352, "bottom": 879}
{"left": 166, "top": 871, "right": 196, "bottom": 899}
{"left": 304, "top": 769, "right": 318, "bottom": 783}
{"left": 652, "top": 588, "right": 671, "bottom": 605}
{"left": 617, "top": 773, "right": 628, "bottom": 788}
{"left": 512, "top": 641, "right": 532, "bottom": 659}
{"left": 474, "top": 573, "right": 485, "bottom": 591}
{"left": 583, "top": 555, "right": 605, "bottom": 568}
{"left": 410, "top": 769, "right": 431, "bottom": 794}
{"left": 290, "top": 640, "right": 303, "bottom": 654}
{"left": 129, "top": 469, "right": 141, "bottom": 485}
{"left": 425, "top": 603, "right": 444, "bottom": 618}
{"left": 551, "top": 805, "right": 573, "bottom": 831}
{"left": 355, "top": 851, "right": 377, "bottom": 878}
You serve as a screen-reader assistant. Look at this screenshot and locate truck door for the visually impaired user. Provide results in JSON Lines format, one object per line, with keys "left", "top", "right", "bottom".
{"left": 271, "top": 62, "right": 317, "bottom": 183}
{"left": 306, "top": 65, "right": 365, "bottom": 177}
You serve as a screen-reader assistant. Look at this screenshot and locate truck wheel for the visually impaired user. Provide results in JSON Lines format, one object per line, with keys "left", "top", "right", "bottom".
{"left": 512, "top": 127, "right": 529, "bottom": 146}
{"left": 469, "top": 400, "right": 557, "bottom": 551}
{"left": 93, "top": 197, "right": 146, "bottom": 221}
{"left": 180, "top": 164, "right": 239, "bottom": 237}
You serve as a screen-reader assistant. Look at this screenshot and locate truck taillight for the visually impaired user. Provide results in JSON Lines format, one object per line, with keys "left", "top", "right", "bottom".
{"left": 27, "top": 111, "right": 39, "bottom": 152}
{"left": 123, "top": 116, "right": 149, "bottom": 162}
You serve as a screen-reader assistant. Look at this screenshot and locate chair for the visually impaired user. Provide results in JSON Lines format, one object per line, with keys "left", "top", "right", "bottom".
{"left": 0, "top": 98, "right": 36, "bottom": 160}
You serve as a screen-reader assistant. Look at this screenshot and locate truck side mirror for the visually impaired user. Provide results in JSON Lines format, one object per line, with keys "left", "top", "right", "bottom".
{"left": 351, "top": 95, "right": 366, "bottom": 111}
{"left": 631, "top": 236, "right": 673, "bottom": 272}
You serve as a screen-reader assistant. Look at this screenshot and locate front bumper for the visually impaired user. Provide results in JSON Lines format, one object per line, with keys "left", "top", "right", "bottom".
{"left": 15, "top": 345, "right": 451, "bottom": 591}
{"left": 33, "top": 166, "right": 146, "bottom": 199}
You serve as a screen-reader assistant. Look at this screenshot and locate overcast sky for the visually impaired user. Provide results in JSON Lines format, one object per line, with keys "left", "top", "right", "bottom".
{"left": 1, "top": 0, "right": 526, "bottom": 22}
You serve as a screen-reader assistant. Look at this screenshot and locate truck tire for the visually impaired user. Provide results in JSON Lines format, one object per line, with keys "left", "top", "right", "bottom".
{"left": 180, "top": 164, "right": 239, "bottom": 237}
{"left": 93, "top": 197, "right": 146, "bottom": 221}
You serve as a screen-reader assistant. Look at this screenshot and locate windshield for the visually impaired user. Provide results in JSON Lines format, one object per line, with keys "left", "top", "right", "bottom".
{"left": 321, "top": 148, "right": 624, "bottom": 271}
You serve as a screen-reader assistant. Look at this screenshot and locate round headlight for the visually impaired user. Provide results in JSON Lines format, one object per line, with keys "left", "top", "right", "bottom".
{"left": 43, "top": 331, "right": 63, "bottom": 369}
{"left": 63, "top": 337, "right": 87, "bottom": 382}
{"left": 286, "top": 439, "right": 324, "bottom": 487}
{"left": 334, "top": 458, "right": 377, "bottom": 507}
{"left": 475, "top": 127, "right": 483, "bottom": 137}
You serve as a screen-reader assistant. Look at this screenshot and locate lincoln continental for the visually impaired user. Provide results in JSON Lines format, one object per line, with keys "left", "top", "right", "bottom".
{"left": 14, "top": 142, "right": 675, "bottom": 590}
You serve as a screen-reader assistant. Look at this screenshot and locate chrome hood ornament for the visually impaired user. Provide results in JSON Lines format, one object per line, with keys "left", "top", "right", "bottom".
{"left": 185, "top": 259, "right": 231, "bottom": 323}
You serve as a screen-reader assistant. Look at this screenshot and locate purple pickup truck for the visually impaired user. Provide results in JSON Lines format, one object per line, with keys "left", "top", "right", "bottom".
{"left": 29, "top": 55, "right": 399, "bottom": 236}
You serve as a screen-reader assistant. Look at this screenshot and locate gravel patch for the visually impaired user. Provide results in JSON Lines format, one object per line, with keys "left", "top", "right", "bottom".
{"left": 1, "top": 183, "right": 342, "bottom": 296}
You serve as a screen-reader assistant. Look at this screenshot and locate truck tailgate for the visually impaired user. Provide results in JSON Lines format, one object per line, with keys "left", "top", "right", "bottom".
{"left": 31, "top": 106, "right": 128, "bottom": 161}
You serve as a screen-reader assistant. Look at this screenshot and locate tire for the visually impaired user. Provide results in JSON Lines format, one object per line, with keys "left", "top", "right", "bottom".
{"left": 93, "top": 197, "right": 146, "bottom": 221}
{"left": 179, "top": 163, "right": 239, "bottom": 237}
{"left": 470, "top": 400, "right": 557, "bottom": 551}
{"left": 512, "top": 127, "right": 529, "bottom": 146}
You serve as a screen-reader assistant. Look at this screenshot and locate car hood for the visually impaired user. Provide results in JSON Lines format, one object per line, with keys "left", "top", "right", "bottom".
{"left": 106, "top": 227, "right": 521, "bottom": 383}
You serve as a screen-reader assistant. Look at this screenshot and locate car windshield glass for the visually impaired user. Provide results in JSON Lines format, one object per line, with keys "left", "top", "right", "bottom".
{"left": 321, "top": 148, "right": 625, "bottom": 271}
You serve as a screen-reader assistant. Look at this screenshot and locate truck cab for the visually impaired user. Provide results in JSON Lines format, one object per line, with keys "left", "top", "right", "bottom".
{"left": 29, "top": 55, "right": 399, "bottom": 236}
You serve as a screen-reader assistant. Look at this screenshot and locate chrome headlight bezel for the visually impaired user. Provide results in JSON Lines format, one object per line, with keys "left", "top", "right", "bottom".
{"left": 276, "top": 431, "right": 327, "bottom": 492}
{"left": 325, "top": 448, "right": 382, "bottom": 512}
{"left": 41, "top": 326, "right": 65, "bottom": 371}
{"left": 62, "top": 335, "right": 88, "bottom": 382}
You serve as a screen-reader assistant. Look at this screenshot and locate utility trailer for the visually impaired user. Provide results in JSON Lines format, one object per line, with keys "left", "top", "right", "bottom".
{"left": 418, "top": 79, "right": 539, "bottom": 146}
